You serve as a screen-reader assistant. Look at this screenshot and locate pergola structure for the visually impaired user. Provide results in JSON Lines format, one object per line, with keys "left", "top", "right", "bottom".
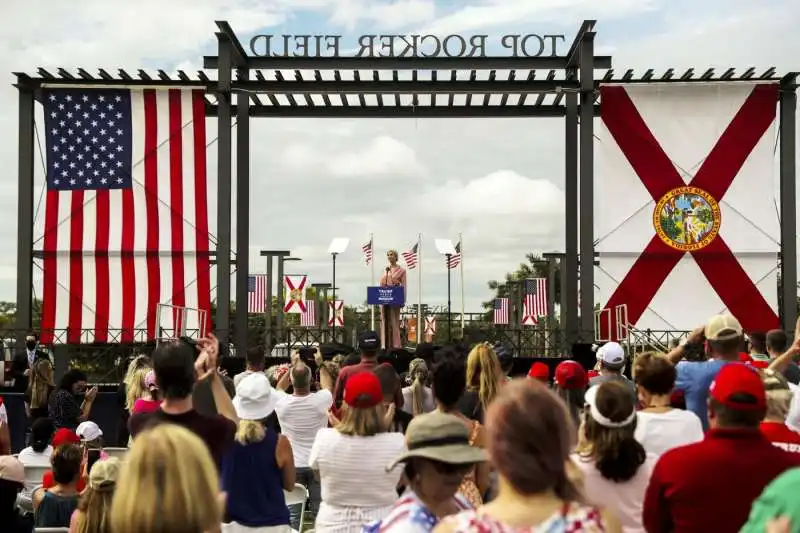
{"left": 12, "top": 20, "right": 798, "bottom": 353}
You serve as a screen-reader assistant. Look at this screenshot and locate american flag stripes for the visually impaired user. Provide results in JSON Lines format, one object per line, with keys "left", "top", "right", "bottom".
{"left": 522, "top": 278, "right": 548, "bottom": 325}
{"left": 300, "top": 299, "right": 317, "bottom": 327}
{"left": 248, "top": 275, "right": 267, "bottom": 314}
{"left": 39, "top": 88, "right": 211, "bottom": 344}
{"left": 447, "top": 240, "right": 462, "bottom": 269}
{"left": 362, "top": 238, "right": 373, "bottom": 265}
{"left": 493, "top": 297, "right": 509, "bottom": 325}
{"left": 402, "top": 243, "right": 419, "bottom": 269}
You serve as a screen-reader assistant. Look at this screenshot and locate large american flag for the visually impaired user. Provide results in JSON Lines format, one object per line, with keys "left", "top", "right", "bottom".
{"left": 493, "top": 297, "right": 509, "bottom": 325}
{"left": 402, "top": 243, "right": 419, "bottom": 270}
{"left": 522, "top": 278, "right": 548, "bottom": 325}
{"left": 39, "top": 88, "right": 211, "bottom": 344}
{"left": 362, "top": 238, "right": 373, "bottom": 265}
{"left": 300, "top": 299, "right": 317, "bottom": 327}
{"left": 248, "top": 275, "right": 267, "bottom": 314}
{"left": 447, "top": 240, "right": 462, "bottom": 269}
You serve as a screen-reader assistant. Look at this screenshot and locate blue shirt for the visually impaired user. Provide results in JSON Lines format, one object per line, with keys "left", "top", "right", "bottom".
{"left": 675, "top": 359, "right": 728, "bottom": 430}
{"left": 221, "top": 429, "right": 289, "bottom": 528}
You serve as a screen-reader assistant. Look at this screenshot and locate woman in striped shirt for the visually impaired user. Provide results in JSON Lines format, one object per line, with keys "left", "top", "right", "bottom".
{"left": 310, "top": 372, "right": 406, "bottom": 533}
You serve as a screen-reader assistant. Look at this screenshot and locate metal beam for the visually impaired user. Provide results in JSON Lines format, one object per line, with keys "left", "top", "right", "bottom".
{"left": 215, "top": 37, "right": 233, "bottom": 343}
{"left": 234, "top": 66, "right": 251, "bottom": 353}
{"left": 233, "top": 79, "right": 579, "bottom": 94}
{"left": 564, "top": 74, "right": 580, "bottom": 348}
{"left": 578, "top": 32, "right": 596, "bottom": 341}
{"left": 780, "top": 76, "right": 798, "bottom": 332}
{"left": 260, "top": 251, "right": 291, "bottom": 348}
{"left": 215, "top": 21, "right": 248, "bottom": 67}
{"left": 15, "top": 80, "right": 35, "bottom": 351}
{"left": 203, "top": 55, "right": 613, "bottom": 71}
{"left": 566, "top": 20, "right": 596, "bottom": 68}
{"left": 205, "top": 104, "right": 602, "bottom": 118}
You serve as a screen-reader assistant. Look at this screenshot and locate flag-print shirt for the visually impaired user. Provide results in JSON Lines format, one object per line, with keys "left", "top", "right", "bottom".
{"left": 363, "top": 490, "right": 472, "bottom": 533}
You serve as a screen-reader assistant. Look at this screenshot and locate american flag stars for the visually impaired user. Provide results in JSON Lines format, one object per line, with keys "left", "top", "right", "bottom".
{"left": 44, "top": 90, "right": 133, "bottom": 191}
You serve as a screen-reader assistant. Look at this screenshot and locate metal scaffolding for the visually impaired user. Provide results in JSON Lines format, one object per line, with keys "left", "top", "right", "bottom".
{"left": 12, "top": 19, "right": 798, "bottom": 353}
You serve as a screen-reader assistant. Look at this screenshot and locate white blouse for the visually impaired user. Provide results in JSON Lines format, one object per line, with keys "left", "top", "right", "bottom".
{"left": 310, "top": 428, "right": 406, "bottom": 533}
{"left": 571, "top": 453, "right": 658, "bottom": 533}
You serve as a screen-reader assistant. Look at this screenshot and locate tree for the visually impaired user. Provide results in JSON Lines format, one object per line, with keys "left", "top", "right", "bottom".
{"left": 483, "top": 253, "right": 561, "bottom": 317}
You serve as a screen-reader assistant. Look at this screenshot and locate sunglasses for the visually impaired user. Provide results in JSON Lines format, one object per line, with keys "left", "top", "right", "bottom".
{"left": 428, "top": 460, "right": 472, "bottom": 475}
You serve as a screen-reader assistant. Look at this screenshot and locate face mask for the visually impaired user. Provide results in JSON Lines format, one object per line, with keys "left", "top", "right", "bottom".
{"left": 26, "top": 341, "right": 36, "bottom": 351}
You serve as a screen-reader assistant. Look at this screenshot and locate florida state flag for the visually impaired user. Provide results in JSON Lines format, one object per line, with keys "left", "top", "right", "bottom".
{"left": 595, "top": 83, "right": 780, "bottom": 338}
{"left": 283, "top": 275, "right": 308, "bottom": 314}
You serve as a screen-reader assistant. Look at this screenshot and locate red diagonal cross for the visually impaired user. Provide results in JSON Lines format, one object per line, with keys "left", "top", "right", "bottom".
{"left": 284, "top": 275, "right": 307, "bottom": 313}
{"left": 599, "top": 84, "right": 779, "bottom": 340}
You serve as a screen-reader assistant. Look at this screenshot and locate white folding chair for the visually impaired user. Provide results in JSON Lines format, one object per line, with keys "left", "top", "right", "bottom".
{"left": 103, "top": 447, "right": 128, "bottom": 460}
{"left": 284, "top": 482, "right": 309, "bottom": 533}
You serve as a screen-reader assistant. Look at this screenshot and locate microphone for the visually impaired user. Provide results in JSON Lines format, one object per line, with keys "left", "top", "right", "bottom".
{"left": 386, "top": 267, "right": 391, "bottom": 274}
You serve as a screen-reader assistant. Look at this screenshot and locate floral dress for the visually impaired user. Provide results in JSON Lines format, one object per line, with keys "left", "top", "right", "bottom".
{"left": 457, "top": 421, "right": 483, "bottom": 508}
{"left": 362, "top": 490, "right": 472, "bottom": 533}
{"left": 442, "top": 503, "right": 607, "bottom": 533}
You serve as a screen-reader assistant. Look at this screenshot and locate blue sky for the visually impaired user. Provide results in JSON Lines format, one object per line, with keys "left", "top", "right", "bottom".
{"left": 0, "top": 0, "right": 797, "bottom": 315}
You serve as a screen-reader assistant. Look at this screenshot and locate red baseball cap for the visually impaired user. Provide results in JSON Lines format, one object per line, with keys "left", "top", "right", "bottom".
{"left": 528, "top": 362, "right": 550, "bottom": 381}
{"left": 554, "top": 361, "right": 587, "bottom": 390}
{"left": 52, "top": 428, "right": 80, "bottom": 447}
{"left": 343, "top": 371, "right": 383, "bottom": 408}
{"left": 747, "top": 360, "right": 769, "bottom": 370}
{"left": 709, "top": 363, "right": 766, "bottom": 411}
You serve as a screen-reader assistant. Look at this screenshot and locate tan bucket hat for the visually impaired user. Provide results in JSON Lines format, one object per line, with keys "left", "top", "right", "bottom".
{"left": 387, "top": 411, "right": 487, "bottom": 471}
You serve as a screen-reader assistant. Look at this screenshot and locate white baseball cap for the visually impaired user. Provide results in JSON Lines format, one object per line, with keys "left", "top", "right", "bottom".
{"left": 76, "top": 421, "right": 103, "bottom": 442}
{"left": 598, "top": 342, "right": 625, "bottom": 370}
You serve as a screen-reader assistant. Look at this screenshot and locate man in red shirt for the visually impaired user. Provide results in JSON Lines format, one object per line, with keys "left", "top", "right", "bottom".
{"left": 643, "top": 363, "right": 800, "bottom": 533}
{"left": 333, "top": 331, "right": 381, "bottom": 409}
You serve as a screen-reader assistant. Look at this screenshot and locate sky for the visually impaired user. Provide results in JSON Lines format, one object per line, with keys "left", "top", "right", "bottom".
{"left": 0, "top": 0, "right": 798, "bottom": 315}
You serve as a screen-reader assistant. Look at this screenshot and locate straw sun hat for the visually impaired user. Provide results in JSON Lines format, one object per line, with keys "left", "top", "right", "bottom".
{"left": 387, "top": 411, "right": 487, "bottom": 470}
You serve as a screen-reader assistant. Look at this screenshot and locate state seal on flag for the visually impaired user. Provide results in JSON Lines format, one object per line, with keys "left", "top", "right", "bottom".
{"left": 289, "top": 288, "right": 302, "bottom": 302}
{"left": 653, "top": 186, "right": 721, "bottom": 252}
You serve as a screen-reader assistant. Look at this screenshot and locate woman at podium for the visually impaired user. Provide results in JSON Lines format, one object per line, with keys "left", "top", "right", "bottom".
{"left": 380, "top": 250, "right": 406, "bottom": 349}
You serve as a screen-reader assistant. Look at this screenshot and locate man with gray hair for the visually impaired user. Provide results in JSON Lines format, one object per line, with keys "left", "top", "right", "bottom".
{"left": 275, "top": 361, "right": 334, "bottom": 529}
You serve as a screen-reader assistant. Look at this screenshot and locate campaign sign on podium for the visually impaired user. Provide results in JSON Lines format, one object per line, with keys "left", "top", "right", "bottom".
{"left": 367, "top": 286, "right": 406, "bottom": 307}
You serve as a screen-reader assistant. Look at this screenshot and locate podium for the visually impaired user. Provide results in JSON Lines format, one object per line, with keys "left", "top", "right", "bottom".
{"left": 367, "top": 286, "right": 405, "bottom": 349}
{"left": 367, "top": 286, "right": 405, "bottom": 306}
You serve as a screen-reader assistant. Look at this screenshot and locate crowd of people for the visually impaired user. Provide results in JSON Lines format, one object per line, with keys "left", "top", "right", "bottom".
{"left": 2, "top": 314, "right": 800, "bottom": 532}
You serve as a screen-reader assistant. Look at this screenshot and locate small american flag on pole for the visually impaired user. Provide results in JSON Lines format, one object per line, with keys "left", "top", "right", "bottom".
{"left": 300, "top": 299, "right": 317, "bottom": 327}
{"left": 402, "top": 243, "right": 419, "bottom": 270}
{"left": 362, "top": 237, "right": 373, "bottom": 265}
{"left": 248, "top": 275, "right": 267, "bottom": 314}
{"left": 447, "top": 240, "right": 461, "bottom": 269}
{"left": 522, "top": 278, "right": 548, "bottom": 325}
{"left": 493, "top": 298, "right": 509, "bottom": 325}
{"left": 39, "top": 88, "right": 211, "bottom": 344}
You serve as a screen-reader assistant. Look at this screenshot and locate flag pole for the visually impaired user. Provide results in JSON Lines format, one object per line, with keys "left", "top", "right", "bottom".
{"left": 417, "top": 233, "right": 422, "bottom": 344}
{"left": 369, "top": 233, "right": 375, "bottom": 330}
{"left": 459, "top": 233, "right": 465, "bottom": 335}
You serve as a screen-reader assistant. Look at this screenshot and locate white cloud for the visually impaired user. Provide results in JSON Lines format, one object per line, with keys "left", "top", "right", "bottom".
{"left": 415, "top": 170, "right": 564, "bottom": 217}
{"left": 418, "top": 0, "right": 659, "bottom": 36}
{"left": 329, "top": 0, "right": 437, "bottom": 32}
{"left": 281, "top": 135, "right": 426, "bottom": 178}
